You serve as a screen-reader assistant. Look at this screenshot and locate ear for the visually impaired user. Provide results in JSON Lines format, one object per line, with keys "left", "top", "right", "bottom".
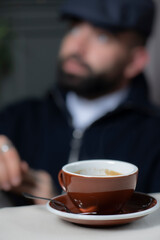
{"left": 124, "top": 47, "right": 149, "bottom": 79}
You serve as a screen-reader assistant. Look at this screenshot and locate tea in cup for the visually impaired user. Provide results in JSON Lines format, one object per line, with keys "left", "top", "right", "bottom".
{"left": 58, "top": 159, "right": 138, "bottom": 214}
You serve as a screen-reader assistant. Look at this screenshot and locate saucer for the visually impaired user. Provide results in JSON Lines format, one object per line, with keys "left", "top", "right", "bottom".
{"left": 46, "top": 192, "right": 159, "bottom": 226}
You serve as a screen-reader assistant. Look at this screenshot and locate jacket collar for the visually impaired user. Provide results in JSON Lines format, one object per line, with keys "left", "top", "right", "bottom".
{"left": 119, "top": 73, "right": 158, "bottom": 116}
{"left": 125, "top": 73, "right": 149, "bottom": 106}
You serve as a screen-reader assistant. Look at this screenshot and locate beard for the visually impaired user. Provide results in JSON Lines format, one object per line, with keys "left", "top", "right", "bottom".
{"left": 57, "top": 54, "right": 129, "bottom": 99}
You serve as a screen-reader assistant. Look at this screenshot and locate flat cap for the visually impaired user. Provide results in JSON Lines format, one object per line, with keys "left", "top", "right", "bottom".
{"left": 60, "top": 0, "right": 155, "bottom": 37}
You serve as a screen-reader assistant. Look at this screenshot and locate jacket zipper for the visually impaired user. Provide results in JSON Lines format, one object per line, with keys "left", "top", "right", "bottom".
{"left": 50, "top": 89, "right": 85, "bottom": 163}
{"left": 68, "top": 128, "right": 84, "bottom": 163}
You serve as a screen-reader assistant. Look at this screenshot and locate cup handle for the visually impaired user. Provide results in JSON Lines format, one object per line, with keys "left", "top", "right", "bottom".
{"left": 58, "top": 169, "right": 66, "bottom": 191}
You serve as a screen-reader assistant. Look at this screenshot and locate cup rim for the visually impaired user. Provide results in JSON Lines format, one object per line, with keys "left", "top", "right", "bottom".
{"left": 61, "top": 159, "right": 138, "bottom": 178}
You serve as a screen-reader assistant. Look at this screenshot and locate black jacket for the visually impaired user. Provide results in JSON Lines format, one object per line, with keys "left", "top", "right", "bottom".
{"left": 0, "top": 73, "right": 160, "bottom": 197}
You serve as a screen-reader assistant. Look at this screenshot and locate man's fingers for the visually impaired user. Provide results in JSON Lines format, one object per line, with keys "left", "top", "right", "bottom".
{"left": 0, "top": 136, "right": 23, "bottom": 189}
{"left": 0, "top": 155, "right": 11, "bottom": 190}
{"left": 3, "top": 148, "right": 22, "bottom": 186}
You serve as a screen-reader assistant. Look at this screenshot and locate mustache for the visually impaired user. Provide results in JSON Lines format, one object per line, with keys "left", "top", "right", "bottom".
{"left": 60, "top": 54, "right": 93, "bottom": 74}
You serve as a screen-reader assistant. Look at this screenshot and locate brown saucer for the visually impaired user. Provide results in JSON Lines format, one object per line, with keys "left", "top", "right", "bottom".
{"left": 46, "top": 192, "right": 159, "bottom": 226}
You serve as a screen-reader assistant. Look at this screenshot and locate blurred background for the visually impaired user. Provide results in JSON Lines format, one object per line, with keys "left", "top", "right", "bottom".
{"left": 0, "top": 0, "right": 160, "bottom": 109}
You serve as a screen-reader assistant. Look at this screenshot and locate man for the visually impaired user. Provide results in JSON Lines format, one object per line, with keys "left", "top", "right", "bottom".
{"left": 0, "top": 0, "right": 159, "bottom": 205}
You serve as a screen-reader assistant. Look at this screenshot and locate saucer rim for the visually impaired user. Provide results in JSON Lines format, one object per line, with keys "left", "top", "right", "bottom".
{"left": 46, "top": 192, "right": 160, "bottom": 221}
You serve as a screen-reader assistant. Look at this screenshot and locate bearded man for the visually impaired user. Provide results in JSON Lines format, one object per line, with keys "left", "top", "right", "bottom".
{"left": 0, "top": 0, "right": 159, "bottom": 205}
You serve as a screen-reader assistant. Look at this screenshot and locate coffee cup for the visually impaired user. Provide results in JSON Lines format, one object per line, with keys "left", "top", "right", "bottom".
{"left": 58, "top": 159, "right": 138, "bottom": 214}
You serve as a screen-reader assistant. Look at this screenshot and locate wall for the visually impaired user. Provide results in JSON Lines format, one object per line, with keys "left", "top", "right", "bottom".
{"left": 0, "top": 0, "right": 65, "bottom": 108}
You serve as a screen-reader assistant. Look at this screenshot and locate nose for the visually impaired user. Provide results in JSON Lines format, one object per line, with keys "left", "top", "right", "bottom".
{"left": 71, "top": 27, "right": 91, "bottom": 56}
{"left": 74, "top": 37, "right": 89, "bottom": 55}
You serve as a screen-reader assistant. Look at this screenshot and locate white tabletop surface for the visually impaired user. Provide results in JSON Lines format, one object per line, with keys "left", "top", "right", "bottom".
{"left": 0, "top": 193, "right": 160, "bottom": 240}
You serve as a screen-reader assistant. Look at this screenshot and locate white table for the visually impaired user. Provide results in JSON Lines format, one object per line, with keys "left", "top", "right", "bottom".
{"left": 0, "top": 193, "right": 160, "bottom": 240}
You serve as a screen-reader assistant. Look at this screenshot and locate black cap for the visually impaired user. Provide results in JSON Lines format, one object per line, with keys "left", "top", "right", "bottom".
{"left": 60, "top": 0, "right": 155, "bottom": 37}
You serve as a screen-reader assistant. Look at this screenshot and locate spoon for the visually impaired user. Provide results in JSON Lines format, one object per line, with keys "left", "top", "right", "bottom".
{"left": 22, "top": 192, "right": 97, "bottom": 215}
{"left": 22, "top": 192, "right": 72, "bottom": 213}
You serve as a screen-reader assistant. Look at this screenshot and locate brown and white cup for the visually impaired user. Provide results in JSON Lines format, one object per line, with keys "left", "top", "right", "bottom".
{"left": 58, "top": 159, "right": 138, "bottom": 214}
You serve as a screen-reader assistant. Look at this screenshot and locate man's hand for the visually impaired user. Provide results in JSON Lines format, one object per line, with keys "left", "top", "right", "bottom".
{"left": 0, "top": 135, "right": 24, "bottom": 191}
{"left": 0, "top": 135, "right": 57, "bottom": 204}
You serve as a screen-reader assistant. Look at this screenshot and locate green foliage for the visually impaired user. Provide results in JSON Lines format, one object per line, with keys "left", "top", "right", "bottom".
{"left": 0, "top": 20, "right": 12, "bottom": 78}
